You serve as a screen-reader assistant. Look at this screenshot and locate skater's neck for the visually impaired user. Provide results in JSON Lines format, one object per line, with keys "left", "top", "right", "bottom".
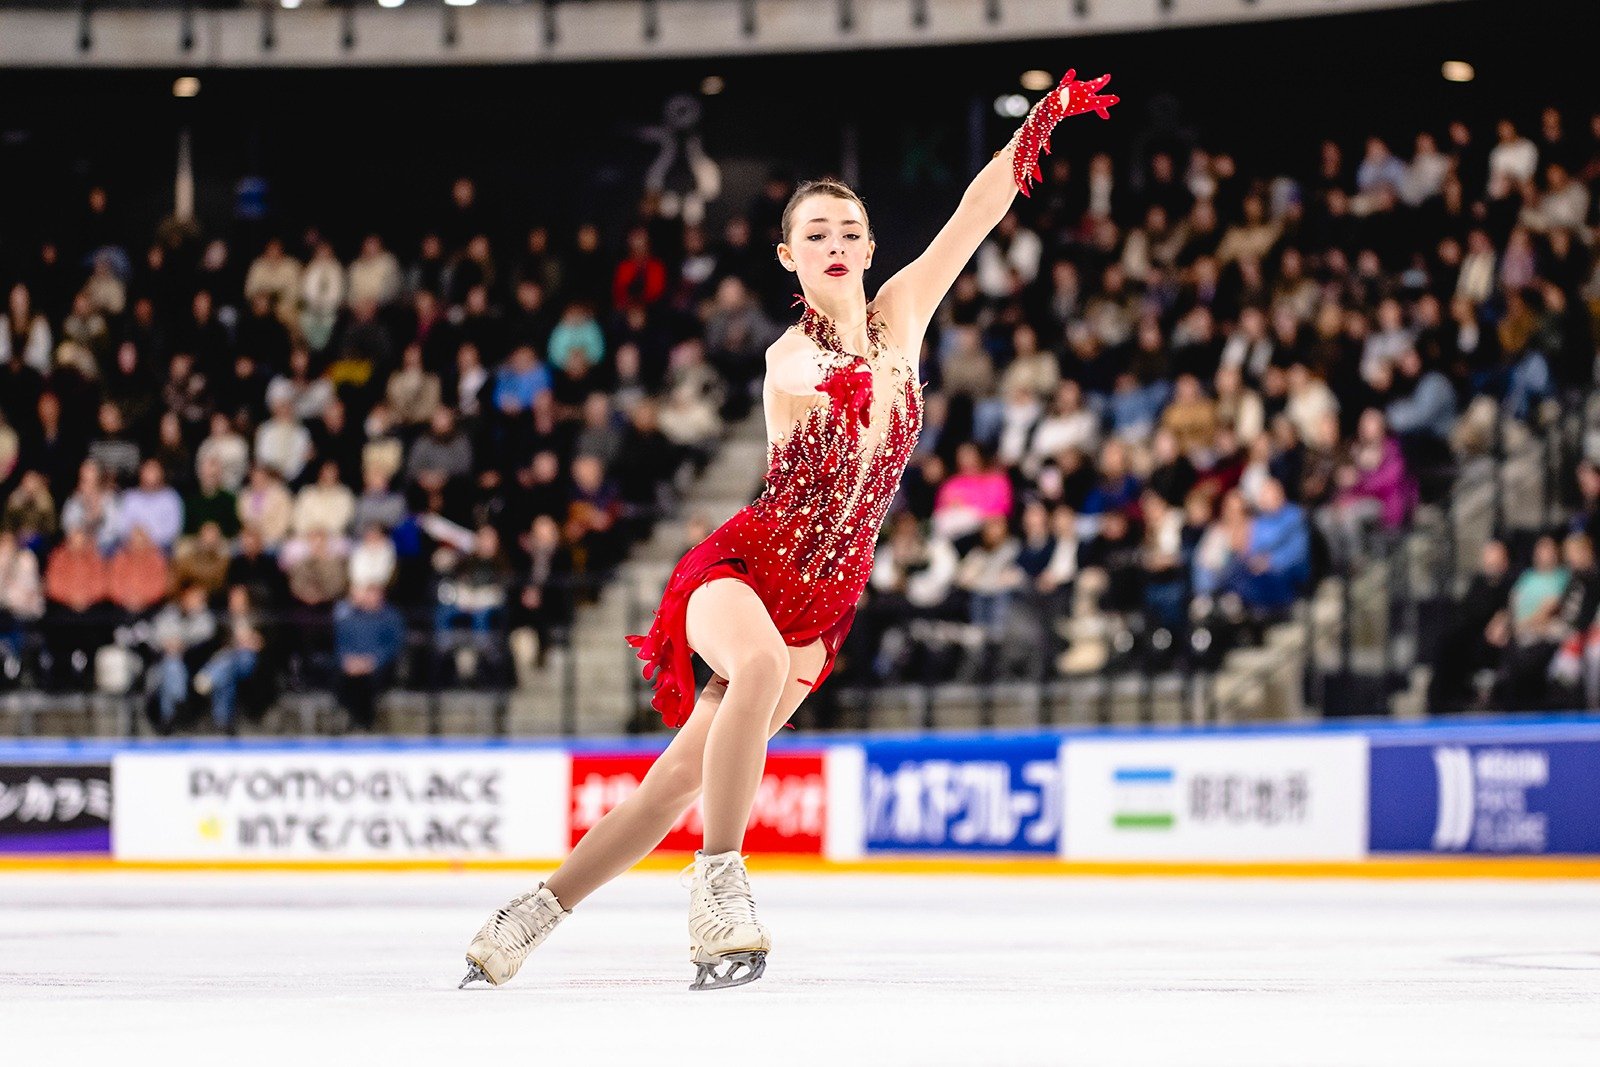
{"left": 800, "top": 288, "right": 873, "bottom": 355}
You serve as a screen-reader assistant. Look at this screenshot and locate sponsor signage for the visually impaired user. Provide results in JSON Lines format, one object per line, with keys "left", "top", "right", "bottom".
{"left": 112, "top": 751, "right": 568, "bottom": 860}
{"left": 1369, "top": 739, "right": 1600, "bottom": 854}
{"left": 571, "top": 752, "right": 826, "bottom": 854}
{"left": 0, "top": 763, "right": 112, "bottom": 854}
{"left": 1063, "top": 736, "right": 1368, "bottom": 860}
{"left": 862, "top": 738, "right": 1063, "bottom": 853}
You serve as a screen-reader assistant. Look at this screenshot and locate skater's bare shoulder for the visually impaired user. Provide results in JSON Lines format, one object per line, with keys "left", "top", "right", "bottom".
{"left": 764, "top": 329, "right": 826, "bottom": 397}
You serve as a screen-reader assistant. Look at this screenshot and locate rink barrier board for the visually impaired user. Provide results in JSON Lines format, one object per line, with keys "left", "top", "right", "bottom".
{"left": 2, "top": 855, "right": 1599, "bottom": 878}
{"left": 3, "top": 714, "right": 1599, "bottom": 867}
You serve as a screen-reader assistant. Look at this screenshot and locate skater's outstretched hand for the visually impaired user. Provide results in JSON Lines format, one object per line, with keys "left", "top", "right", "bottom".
{"left": 1010, "top": 68, "right": 1118, "bottom": 197}
{"left": 1055, "top": 70, "right": 1118, "bottom": 121}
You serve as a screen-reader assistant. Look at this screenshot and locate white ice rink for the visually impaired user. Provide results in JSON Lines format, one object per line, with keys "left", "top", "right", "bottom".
{"left": 1, "top": 870, "right": 1596, "bottom": 1066}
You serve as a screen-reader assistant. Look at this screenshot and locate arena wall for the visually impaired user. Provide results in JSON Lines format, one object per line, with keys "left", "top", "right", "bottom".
{"left": 3, "top": 716, "right": 1598, "bottom": 875}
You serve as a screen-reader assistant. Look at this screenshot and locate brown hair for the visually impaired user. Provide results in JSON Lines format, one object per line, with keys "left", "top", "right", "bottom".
{"left": 780, "top": 177, "right": 874, "bottom": 247}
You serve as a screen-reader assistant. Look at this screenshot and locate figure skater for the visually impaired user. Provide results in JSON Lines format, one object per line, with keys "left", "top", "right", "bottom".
{"left": 462, "top": 69, "right": 1117, "bottom": 991}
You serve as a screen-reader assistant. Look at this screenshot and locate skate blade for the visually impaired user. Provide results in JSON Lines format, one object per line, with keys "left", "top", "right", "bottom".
{"left": 459, "top": 957, "right": 494, "bottom": 989}
{"left": 689, "top": 950, "right": 766, "bottom": 991}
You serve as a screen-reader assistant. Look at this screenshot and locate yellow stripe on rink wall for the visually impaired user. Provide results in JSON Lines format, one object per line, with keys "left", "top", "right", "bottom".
{"left": 2, "top": 854, "right": 1598, "bottom": 879}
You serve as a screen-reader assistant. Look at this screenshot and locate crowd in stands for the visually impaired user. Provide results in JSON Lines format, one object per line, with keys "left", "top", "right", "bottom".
{"left": 2, "top": 102, "right": 1599, "bottom": 731}
{"left": 852, "top": 106, "right": 1600, "bottom": 692}
{"left": 0, "top": 175, "right": 792, "bottom": 731}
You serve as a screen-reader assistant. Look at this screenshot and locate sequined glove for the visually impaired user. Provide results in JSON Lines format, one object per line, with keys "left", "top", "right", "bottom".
{"left": 1003, "top": 69, "right": 1119, "bottom": 198}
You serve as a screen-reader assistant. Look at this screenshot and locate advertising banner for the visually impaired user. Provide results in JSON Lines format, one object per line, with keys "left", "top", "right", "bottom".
{"left": 1063, "top": 736, "right": 1368, "bottom": 860}
{"left": 112, "top": 750, "right": 568, "bottom": 860}
{"left": 0, "top": 763, "right": 113, "bottom": 854}
{"left": 862, "top": 737, "right": 1063, "bottom": 853}
{"left": 570, "top": 752, "right": 826, "bottom": 854}
{"left": 1369, "top": 737, "right": 1600, "bottom": 854}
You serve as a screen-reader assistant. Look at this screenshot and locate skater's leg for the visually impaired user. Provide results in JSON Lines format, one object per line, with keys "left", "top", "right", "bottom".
{"left": 685, "top": 579, "right": 790, "bottom": 856}
{"left": 543, "top": 673, "right": 727, "bottom": 908}
{"left": 542, "top": 634, "right": 827, "bottom": 907}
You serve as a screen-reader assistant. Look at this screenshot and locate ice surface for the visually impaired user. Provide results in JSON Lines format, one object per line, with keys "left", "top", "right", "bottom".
{"left": 0, "top": 870, "right": 1596, "bottom": 1066}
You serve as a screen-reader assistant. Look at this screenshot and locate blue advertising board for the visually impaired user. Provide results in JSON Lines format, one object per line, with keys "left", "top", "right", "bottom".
{"left": 1369, "top": 737, "right": 1600, "bottom": 854}
{"left": 863, "top": 737, "right": 1061, "bottom": 853}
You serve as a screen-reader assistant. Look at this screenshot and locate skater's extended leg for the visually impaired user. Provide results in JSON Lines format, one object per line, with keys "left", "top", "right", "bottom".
{"left": 542, "top": 674, "right": 726, "bottom": 908}
{"left": 684, "top": 578, "right": 790, "bottom": 855}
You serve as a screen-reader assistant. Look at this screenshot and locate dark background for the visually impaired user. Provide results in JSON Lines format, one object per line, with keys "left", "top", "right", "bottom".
{"left": 0, "top": 0, "right": 1588, "bottom": 274}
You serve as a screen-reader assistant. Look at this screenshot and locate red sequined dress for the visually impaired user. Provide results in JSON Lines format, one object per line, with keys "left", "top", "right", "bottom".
{"left": 625, "top": 296, "right": 924, "bottom": 727}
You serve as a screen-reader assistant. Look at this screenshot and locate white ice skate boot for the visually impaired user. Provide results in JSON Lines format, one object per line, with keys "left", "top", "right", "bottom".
{"left": 681, "top": 849, "right": 770, "bottom": 990}
{"left": 459, "top": 882, "right": 571, "bottom": 988}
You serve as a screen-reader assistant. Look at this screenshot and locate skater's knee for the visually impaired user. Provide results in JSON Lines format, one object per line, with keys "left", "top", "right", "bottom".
{"left": 645, "top": 751, "right": 703, "bottom": 804}
{"left": 722, "top": 644, "right": 788, "bottom": 704}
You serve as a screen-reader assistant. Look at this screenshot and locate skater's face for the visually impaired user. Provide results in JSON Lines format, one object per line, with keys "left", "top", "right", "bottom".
{"left": 777, "top": 194, "right": 874, "bottom": 292}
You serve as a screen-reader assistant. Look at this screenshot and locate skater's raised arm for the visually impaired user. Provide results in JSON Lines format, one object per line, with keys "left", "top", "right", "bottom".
{"left": 876, "top": 70, "right": 1117, "bottom": 337}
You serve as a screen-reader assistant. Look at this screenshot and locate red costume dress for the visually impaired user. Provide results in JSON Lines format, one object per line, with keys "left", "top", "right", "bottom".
{"left": 625, "top": 296, "right": 925, "bottom": 727}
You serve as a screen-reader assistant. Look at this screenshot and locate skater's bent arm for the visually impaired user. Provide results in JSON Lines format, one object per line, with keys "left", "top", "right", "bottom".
{"left": 876, "top": 147, "right": 1018, "bottom": 336}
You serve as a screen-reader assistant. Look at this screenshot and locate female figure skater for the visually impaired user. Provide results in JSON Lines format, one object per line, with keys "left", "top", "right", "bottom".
{"left": 462, "top": 69, "right": 1117, "bottom": 991}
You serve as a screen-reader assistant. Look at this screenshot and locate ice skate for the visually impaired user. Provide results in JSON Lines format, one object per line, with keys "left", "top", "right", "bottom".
{"left": 459, "top": 882, "right": 571, "bottom": 988}
{"left": 681, "top": 849, "right": 770, "bottom": 991}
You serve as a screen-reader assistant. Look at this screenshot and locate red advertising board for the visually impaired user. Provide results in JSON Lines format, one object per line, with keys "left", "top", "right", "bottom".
{"left": 570, "top": 752, "right": 826, "bottom": 854}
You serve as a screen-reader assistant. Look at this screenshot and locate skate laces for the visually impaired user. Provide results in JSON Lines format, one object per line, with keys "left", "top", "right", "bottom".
{"left": 682, "top": 852, "right": 759, "bottom": 926}
{"left": 491, "top": 887, "right": 563, "bottom": 952}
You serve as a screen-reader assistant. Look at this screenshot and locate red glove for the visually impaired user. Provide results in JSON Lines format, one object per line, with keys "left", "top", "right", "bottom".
{"left": 1010, "top": 69, "right": 1119, "bottom": 197}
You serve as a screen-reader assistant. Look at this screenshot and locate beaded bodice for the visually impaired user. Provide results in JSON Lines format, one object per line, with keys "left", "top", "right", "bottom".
{"left": 750, "top": 296, "right": 924, "bottom": 587}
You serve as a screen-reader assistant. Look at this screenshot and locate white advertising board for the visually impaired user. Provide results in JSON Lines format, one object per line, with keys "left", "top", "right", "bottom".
{"left": 113, "top": 749, "right": 569, "bottom": 861}
{"left": 1062, "top": 735, "right": 1368, "bottom": 860}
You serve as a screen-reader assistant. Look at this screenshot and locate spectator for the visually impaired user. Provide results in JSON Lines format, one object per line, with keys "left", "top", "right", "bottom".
{"left": 933, "top": 441, "right": 1013, "bottom": 542}
{"left": 1321, "top": 408, "right": 1416, "bottom": 562}
{"left": 656, "top": 340, "right": 724, "bottom": 457}
{"left": 0, "top": 529, "right": 44, "bottom": 659}
{"left": 435, "top": 524, "right": 511, "bottom": 637}
{"left": 1428, "top": 539, "right": 1513, "bottom": 713}
{"left": 1, "top": 283, "right": 53, "bottom": 373}
{"left": 296, "top": 241, "right": 346, "bottom": 354}
{"left": 292, "top": 460, "right": 356, "bottom": 538}
{"left": 406, "top": 406, "right": 474, "bottom": 494}
{"left": 254, "top": 396, "right": 313, "bottom": 483}
{"left": 347, "top": 234, "right": 402, "bottom": 309}
{"left": 564, "top": 454, "right": 624, "bottom": 575}
{"left": 196, "top": 412, "right": 251, "bottom": 493}
{"left": 956, "top": 513, "right": 1022, "bottom": 633}
{"left": 385, "top": 343, "right": 443, "bottom": 428}
{"left": 44, "top": 526, "right": 111, "bottom": 684}
{"left": 1160, "top": 373, "right": 1219, "bottom": 456}
{"left": 244, "top": 237, "right": 304, "bottom": 330}
{"left": 119, "top": 458, "right": 184, "bottom": 550}
{"left": 265, "top": 347, "right": 334, "bottom": 424}
{"left": 171, "top": 520, "right": 231, "bottom": 596}
{"left": 546, "top": 302, "right": 606, "bottom": 372}
{"left": 509, "top": 513, "right": 575, "bottom": 673}
{"left": 611, "top": 227, "right": 667, "bottom": 314}
{"left": 86, "top": 402, "right": 141, "bottom": 486}
{"left": 193, "top": 584, "right": 267, "bottom": 735}
{"left": 107, "top": 525, "right": 170, "bottom": 619}
{"left": 145, "top": 583, "right": 218, "bottom": 732}
{"left": 975, "top": 211, "right": 1042, "bottom": 300}
{"left": 61, "top": 459, "right": 123, "bottom": 554}
{"left": 1238, "top": 477, "right": 1310, "bottom": 614}
{"left": 225, "top": 525, "right": 287, "bottom": 608}
{"left": 333, "top": 583, "right": 406, "bottom": 731}
{"left": 3, "top": 470, "right": 58, "bottom": 543}
{"left": 353, "top": 466, "right": 408, "bottom": 534}
{"left": 236, "top": 465, "right": 293, "bottom": 549}
{"left": 1486, "top": 118, "right": 1539, "bottom": 193}
{"left": 494, "top": 344, "right": 553, "bottom": 415}
{"left": 349, "top": 523, "right": 398, "bottom": 590}
{"left": 184, "top": 454, "right": 241, "bottom": 538}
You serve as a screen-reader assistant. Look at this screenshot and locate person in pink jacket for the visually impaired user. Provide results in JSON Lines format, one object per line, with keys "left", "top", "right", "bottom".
{"left": 1321, "top": 408, "right": 1417, "bottom": 562}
